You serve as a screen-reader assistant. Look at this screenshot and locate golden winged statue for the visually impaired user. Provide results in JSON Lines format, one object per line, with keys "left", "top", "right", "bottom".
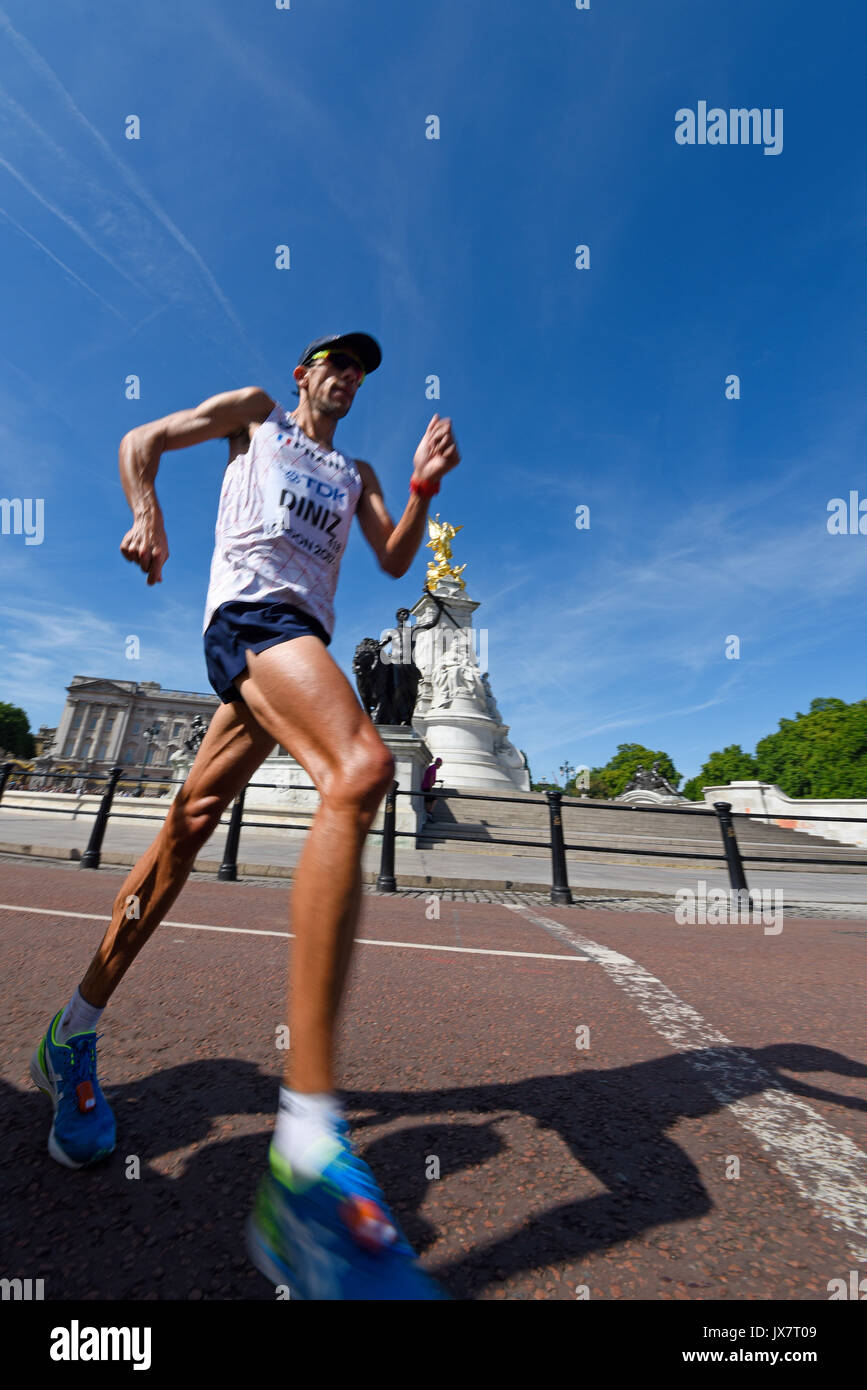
{"left": 425, "top": 514, "right": 467, "bottom": 590}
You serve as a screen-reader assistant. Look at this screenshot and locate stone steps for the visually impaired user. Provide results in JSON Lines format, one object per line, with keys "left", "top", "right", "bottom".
{"left": 416, "top": 792, "right": 865, "bottom": 871}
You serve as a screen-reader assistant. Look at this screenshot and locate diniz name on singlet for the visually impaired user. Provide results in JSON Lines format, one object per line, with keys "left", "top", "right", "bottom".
{"left": 277, "top": 486, "right": 342, "bottom": 536}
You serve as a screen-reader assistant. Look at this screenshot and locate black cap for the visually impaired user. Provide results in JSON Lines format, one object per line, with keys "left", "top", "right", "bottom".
{"left": 297, "top": 332, "right": 382, "bottom": 375}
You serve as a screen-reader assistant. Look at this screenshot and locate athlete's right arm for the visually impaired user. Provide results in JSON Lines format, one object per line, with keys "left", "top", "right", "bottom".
{"left": 118, "top": 386, "right": 275, "bottom": 585}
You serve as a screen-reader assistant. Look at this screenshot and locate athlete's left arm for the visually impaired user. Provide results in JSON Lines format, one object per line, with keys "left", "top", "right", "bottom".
{"left": 356, "top": 460, "right": 432, "bottom": 579}
{"left": 355, "top": 418, "right": 460, "bottom": 579}
{"left": 355, "top": 461, "right": 401, "bottom": 576}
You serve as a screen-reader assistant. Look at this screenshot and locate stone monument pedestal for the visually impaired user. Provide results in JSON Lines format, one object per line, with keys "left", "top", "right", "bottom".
{"left": 408, "top": 580, "right": 530, "bottom": 793}
{"left": 169, "top": 749, "right": 194, "bottom": 800}
{"left": 412, "top": 710, "right": 528, "bottom": 791}
{"left": 374, "top": 726, "right": 432, "bottom": 837}
{"left": 245, "top": 728, "right": 432, "bottom": 839}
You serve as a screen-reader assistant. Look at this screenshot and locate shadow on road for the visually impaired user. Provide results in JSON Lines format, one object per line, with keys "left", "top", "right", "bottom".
{"left": 0, "top": 1042, "right": 863, "bottom": 1300}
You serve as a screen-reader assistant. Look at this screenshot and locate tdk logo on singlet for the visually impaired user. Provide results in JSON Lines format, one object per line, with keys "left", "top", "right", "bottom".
{"left": 281, "top": 470, "right": 347, "bottom": 505}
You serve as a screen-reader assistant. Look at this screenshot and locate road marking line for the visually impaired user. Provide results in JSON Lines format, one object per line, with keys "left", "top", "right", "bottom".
{"left": 506, "top": 902, "right": 867, "bottom": 1262}
{"left": 0, "top": 902, "right": 585, "bottom": 963}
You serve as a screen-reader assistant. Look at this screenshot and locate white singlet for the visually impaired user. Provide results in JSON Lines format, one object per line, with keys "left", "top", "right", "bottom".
{"left": 202, "top": 402, "right": 364, "bottom": 637}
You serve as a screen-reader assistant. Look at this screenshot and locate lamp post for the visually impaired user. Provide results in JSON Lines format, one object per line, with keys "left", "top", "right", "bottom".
{"left": 34, "top": 733, "right": 55, "bottom": 791}
{"left": 75, "top": 746, "right": 90, "bottom": 795}
{"left": 137, "top": 723, "right": 162, "bottom": 797}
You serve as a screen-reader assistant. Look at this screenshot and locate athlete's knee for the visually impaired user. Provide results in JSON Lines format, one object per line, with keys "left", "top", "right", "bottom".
{"left": 325, "top": 741, "right": 395, "bottom": 810}
{"left": 360, "top": 739, "right": 396, "bottom": 795}
{"left": 371, "top": 750, "right": 397, "bottom": 803}
{"left": 347, "top": 746, "right": 395, "bottom": 805}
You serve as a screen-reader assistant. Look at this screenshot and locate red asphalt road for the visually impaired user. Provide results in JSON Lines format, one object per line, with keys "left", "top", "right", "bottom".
{"left": 1, "top": 859, "right": 865, "bottom": 1302}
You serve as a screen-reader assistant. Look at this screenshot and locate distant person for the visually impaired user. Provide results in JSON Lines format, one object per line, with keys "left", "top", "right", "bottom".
{"left": 422, "top": 757, "right": 443, "bottom": 820}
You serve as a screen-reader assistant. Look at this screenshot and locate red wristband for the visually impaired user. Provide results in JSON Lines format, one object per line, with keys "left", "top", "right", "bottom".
{"left": 410, "top": 475, "right": 440, "bottom": 498}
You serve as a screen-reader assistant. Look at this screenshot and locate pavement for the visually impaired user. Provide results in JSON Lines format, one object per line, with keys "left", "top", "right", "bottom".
{"left": 2, "top": 803, "right": 867, "bottom": 907}
{"left": 1, "top": 856, "right": 865, "bottom": 1302}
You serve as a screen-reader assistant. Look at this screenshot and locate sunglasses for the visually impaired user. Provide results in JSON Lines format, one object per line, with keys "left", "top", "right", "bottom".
{"left": 307, "top": 349, "right": 365, "bottom": 383}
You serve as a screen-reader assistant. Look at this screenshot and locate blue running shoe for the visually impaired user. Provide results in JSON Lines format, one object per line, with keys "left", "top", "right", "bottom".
{"left": 29, "top": 1011, "right": 116, "bottom": 1169}
{"left": 246, "top": 1119, "right": 448, "bottom": 1300}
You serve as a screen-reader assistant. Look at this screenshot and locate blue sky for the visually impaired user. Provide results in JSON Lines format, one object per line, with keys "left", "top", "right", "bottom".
{"left": 1, "top": 0, "right": 866, "bottom": 787}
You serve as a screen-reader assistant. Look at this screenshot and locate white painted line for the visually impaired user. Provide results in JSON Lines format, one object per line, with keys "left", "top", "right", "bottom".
{"left": 1, "top": 904, "right": 107, "bottom": 922}
{"left": 506, "top": 902, "right": 867, "bottom": 1262}
{"left": 357, "top": 936, "right": 584, "bottom": 962}
{"left": 0, "top": 902, "right": 586, "bottom": 963}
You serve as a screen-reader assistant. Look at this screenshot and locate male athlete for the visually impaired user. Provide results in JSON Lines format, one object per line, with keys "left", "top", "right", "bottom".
{"left": 30, "top": 332, "right": 460, "bottom": 1298}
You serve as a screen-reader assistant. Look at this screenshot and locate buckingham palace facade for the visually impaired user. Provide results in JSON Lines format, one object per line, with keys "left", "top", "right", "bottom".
{"left": 50, "top": 676, "right": 221, "bottom": 782}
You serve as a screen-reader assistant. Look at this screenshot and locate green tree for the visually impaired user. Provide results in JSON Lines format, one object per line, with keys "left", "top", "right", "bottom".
{"left": 681, "top": 744, "right": 759, "bottom": 801}
{"left": 0, "top": 702, "right": 35, "bottom": 758}
{"left": 755, "top": 697, "right": 867, "bottom": 797}
{"left": 586, "top": 771, "right": 613, "bottom": 799}
{"left": 590, "top": 743, "right": 680, "bottom": 800}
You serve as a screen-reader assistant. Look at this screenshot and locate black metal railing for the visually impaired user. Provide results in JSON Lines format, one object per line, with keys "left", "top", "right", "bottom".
{"left": 1, "top": 761, "right": 866, "bottom": 905}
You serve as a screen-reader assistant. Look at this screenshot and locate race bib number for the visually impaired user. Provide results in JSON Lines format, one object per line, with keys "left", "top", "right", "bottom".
{"left": 262, "top": 456, "right": 352, "bottom": 566}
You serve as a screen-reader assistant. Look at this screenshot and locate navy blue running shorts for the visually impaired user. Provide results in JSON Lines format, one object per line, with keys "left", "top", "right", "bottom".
{"left": 203, "top": 598, "right": 332, "bottom": 704}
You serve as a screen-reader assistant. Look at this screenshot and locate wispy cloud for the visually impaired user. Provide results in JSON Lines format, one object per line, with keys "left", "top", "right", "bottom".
{"left": 196, "top": 5, "right": 428, "bottom": 324}
{"left": 0, "top": 204, "right": 128, "bottom": 321}
{"left": 0, "top": 592, "right": 210, "bottom": 719}
{"left": 0, "top": 4, "right": 269, "bottom": 372}
{"left": 477, "top": 465, "right": 867, "bottom": 770}
{"left": 0, "top": 148, "right": 150, "bottom": 299}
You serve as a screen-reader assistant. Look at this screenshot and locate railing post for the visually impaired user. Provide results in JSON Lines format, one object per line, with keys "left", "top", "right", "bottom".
{"left": 218, "top": 785, "right": 247, "bottom": 882}
{"left": 80, "top": 766, "right": 124, "bottom": 869}
{"left": 545, "top": 789, "right": 573, "bottom": 905}
{"left": 713, "top": 801, "right": 749, "bottom": 894}
{"left": 377, "top": 780, "right": 399, "bottom": 892}
{"left": 0, "top": 761, "right": 12, "bottom": 803}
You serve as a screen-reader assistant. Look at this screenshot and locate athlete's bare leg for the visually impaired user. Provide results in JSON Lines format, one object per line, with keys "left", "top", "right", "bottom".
{"left": 233, "top": 636, "right": 395, "bottom": 1096}
{"left": 78, "top": 701, "right": 276, "bottom": 1007}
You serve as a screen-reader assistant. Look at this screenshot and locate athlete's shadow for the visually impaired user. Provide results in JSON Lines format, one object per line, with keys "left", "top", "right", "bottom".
{"left": 0, "top": 1042, "right": 862, "bottom": 1300}
{"left": 344, "top": 1041, "right": 867, "bottom": 1298}
{"left": 0, "top": 1054, "right": 505, "bottom": 1298}
{"left": 0, "top": 1059, "right": 279, "bottom": 1301}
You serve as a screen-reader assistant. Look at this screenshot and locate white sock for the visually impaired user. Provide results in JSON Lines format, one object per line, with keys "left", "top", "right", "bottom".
{"left": 272, "top": 1087, "right": 344, "bottom": 1181}
{"left": 56, "top": 987, "right": 104, "bottom": 1044}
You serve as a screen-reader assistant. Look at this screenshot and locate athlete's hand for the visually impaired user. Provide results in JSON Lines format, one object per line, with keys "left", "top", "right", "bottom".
{"left": 412, "top": 414, "right": 460, "bottom": 487}
{"left": 120, "top": 505, "right": 169, "bottom": 585}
